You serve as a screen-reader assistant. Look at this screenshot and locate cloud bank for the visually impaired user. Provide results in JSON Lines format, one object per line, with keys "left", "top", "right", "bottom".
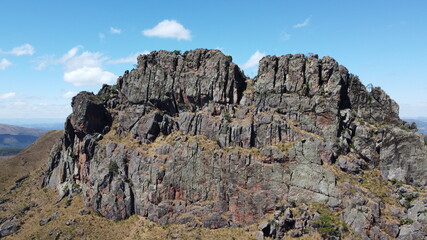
{"left": 35, "top": 46, "right": 117, "bottom": 86}
{"left": 1, "top": 44, "right": 35, "bottom": 56}
{"left": 0, "top": 92, "right": 16, "bottom": 99}
{"left": 143, "top": 20, "right": 191, "bottom": 40}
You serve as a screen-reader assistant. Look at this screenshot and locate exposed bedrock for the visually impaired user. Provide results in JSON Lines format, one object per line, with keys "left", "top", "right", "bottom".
{"left": 43, "top": 49, "right": 427, "bottom": 239}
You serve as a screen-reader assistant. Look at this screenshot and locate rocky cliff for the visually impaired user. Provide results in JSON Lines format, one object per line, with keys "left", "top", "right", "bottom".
{"left": 43, "top": 49, "right": 427, "bottom": 239}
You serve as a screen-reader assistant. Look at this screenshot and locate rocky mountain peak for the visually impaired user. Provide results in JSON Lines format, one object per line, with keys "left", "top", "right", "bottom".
{"left": 117, "top": 48, "right": 246, "bottom": 113}
{"left": 43, "top": 49, "right": 427, "bottom": 239}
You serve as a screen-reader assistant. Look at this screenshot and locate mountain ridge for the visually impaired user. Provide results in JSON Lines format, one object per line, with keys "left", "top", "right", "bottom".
{"left": 0, "top": 123, "right": 46, "bottom": 137}
{"left": 0, "top": 123, "right": 48, "bottom": 155}
{"left": 41, "top": 49, "right": 427, "bottom": 239}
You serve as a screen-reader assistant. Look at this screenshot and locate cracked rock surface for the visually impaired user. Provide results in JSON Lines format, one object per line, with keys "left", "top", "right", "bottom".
{"left": 43, "top": 49, "right": 427, "bottom": 239}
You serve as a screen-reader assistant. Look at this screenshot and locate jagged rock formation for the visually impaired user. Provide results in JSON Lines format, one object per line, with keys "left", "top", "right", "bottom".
{"left": 43, "top": 49, "right": 427, "bottom": 239}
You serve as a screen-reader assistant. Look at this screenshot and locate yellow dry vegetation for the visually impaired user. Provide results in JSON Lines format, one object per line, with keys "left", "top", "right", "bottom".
{"left": 284, "top": 119, "right": 325, "bottom": 141}
{"left": 0, "top": 130, "right": 63, "bottom": 193}
{"left": 0, "top": 130, "right": 259, "bottom": 239}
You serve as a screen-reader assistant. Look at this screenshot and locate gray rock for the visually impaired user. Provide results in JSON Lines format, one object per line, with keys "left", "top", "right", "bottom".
{"left": 79, "top": 209, "right": 91, "bottom": 215}
{"left": 258, "top": 221, "right": 270, "bottom": 231}
{"left": 42, "top": 49, "right": 427, "bottom": 238}
{"left": 290, "top": 229, "right": 303, "bottom": 238}
{"left": 69, "top": 91, "right": 111, "bottom": 134}
{"left": 379, "top": 127, "right": 427, "bottom": 186}
{"left": 49, "top": 227, "right": 57, "bottom": 235}
{"left": 54, "top": 231, "right": 62, "bottom": 240}
{"left": 0, "top": 199, "right": 9, "bottom": 205}
{"left": 65, "top": 218, "right": 74, "bottom": 226}
{"left": 343, "top": 207, "right": 368, "bottom": 235}
{"left": 337, "top": 156, "right": 360, "bottom": 174}
{"left": 119, "top": 49, "right": 246, "bottom": 112}
{"left": 39, "top": 210, "right": 59, "bottom": 226}
{"left": 0, "top": 219, "right": 20, "bottom": 238}
{"left": 39, "top": 217, "right": 51, "bottom": 226}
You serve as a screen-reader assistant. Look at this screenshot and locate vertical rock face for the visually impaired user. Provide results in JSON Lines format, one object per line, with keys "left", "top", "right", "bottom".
{"left": 43, "top": 49, "right": 427, "bottom": 239}
{"left": 118, "top": 49, "right": 246, "bottom": 113}
{"left": 69, "top": 91, "right": 112, "bottom": 135}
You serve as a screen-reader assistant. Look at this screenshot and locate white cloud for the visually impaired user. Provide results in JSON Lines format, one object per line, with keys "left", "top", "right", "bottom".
{"left": 62, "top": 91, "right": 77, "bottom": 99}
{"left": 13, "top": 101, "right": 27, "bottom": 106}
{"left": 110, "top": 27, "right": 122, "bottom": 34}
{"left": 241, "top": 50, "right": 266, "bottom": 69}
{"left": 33, "top": 46, "right": 82, "bottom": 70}
{"left": 0, "top": 101, "right": 71, "bottom": 119}
{"left": 59, "top": 46, "right": 82, "bottom": 64}
{"left": 64, "top": 66, "right": 117, "bottom": 86}
{"left": 33, "top": 55, "right": 56, "bottom": 70}
{"left": 293, "top": 17, "right": 311, "bottom": 28}
{"left": 62, "top": 51, "right": 106, "bottom": 71}
{"left": 0, "top": 92, "right": 16, "bottom": 99}
{"left": 107, "top": 51, "right": 150, "bottom": 64}
{"left": 34, "top": 46, "right": 116, "bottom": 86}
{"left": 7, "top": 44, "right": 35, "bottom": 56}
{"left": 143, "top": 19, "right": 191, "bottom": 40}
{"left": 0, "top": 58, "right": 12, "bottom": 70}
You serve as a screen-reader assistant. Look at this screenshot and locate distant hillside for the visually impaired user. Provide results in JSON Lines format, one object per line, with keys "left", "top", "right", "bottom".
{"left": 0, "top": 130, "right": 63, "bottom": 192}
{"left": 19, "top": 122, "right": 64, "bottom": 131}
{"left": 0, "top": 123, "right": 46, "bottom": 136}
{"left": 0, "top": 123, "right": 47, "bottom": 155}
{"left": 0, "top": 118, "right": 65, "bottom": 131}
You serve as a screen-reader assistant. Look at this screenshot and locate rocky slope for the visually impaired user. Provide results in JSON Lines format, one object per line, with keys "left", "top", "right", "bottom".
{"left": 43, "top": 49, "right": 427, "bottom": 239}
{"left": 1, "top": 130, "right": 257, "bottom": 240}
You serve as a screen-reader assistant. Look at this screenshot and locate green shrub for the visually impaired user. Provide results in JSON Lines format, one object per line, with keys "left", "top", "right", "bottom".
{"left": 313, "top": 215, "right": 341, "bottom": 238}
{"left": 72, "top": 183, "right": 82, "bottom": 193}
{"left": 390, "top": 178, "right": 398, "bottom": 185}
{"left": 403, "top": 193, "right": 418, "bottom": 202}
{"left": 400, "top": 218, "right": 414, "bottom": 225}
{"left": 109, "top": 161, "right": 119, "bottom": 175}
{"left": 65, "top": 198, "right": 72, "bottom": 208}
{"left": 62, "top": 184, "right": 69, "bottom": 193}
{"left": 223, "top": 113, "right": 232, "bottom": 123}
{"left": 311, "top": 204, "right": 346, "bottom": 239}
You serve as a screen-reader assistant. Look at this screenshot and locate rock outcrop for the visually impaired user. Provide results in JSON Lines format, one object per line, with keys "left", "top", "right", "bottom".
{"left": 43, "top": 49, "right": 427, "bottom": 239}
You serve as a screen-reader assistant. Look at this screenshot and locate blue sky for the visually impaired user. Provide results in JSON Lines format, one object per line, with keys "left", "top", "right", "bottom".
{"left": 0, "top": 0, "right": 426, "bottom": 120}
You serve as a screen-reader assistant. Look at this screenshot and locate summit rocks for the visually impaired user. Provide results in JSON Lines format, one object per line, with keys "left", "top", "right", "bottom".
{"left": 43, "top": 49, "right": 427, "bottom": 239}
{"left": 118, "top": 49, "right": 246, "bottom": 113}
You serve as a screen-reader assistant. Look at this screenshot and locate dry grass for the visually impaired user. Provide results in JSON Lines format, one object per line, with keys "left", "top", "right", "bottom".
{"left": 285, "top": 119, "right": 325, "bottom": 141}
{"left": 0, "top": 130, "right": 258, "bottom": 239}
{"left": 0, "top": 156, "right": 14, "bottom": 161}
{"left": 0, "top": 130, "right": 63, "bottom": 193}
{"left": 0, "top": 129, "right": 383, "bottom": 239}
{"left": 2, "top": 184, "right": 258, "bottom": 239}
